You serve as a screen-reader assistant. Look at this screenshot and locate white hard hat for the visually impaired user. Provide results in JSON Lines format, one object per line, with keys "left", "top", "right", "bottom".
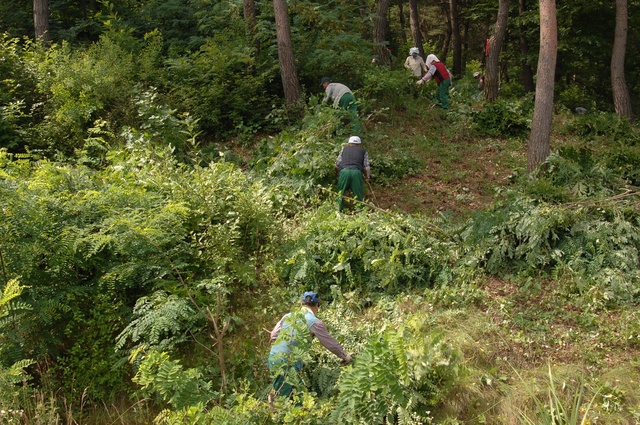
{"left": 409, "top": 47, "right": 419, "bottom": 55}
{"left": 348, "top": 136, "right": 361, "bottom": 144}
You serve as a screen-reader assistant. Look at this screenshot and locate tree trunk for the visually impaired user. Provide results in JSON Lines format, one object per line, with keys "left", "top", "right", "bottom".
{"left": 484, "top": 0, "right": 509, "bottom": 102}
{"left": 273, "top": 0, "right": 301, "bottom": 105}
{"left": 463, "top": 19, "right": 470, "bottom": 72}
{"left": 611, "top": 0, "right": 633, "bottom": 120}
{"left": 243, "top": 0, "right": 259, "bottom": 53}
{"left": 527, "top": 0, "right": 557, "bottom": 173}
{"left": 441, "top": 30, "right": 451, "bottom": 62}
{"left": 409, "top": 0, "right": 423, "bottom": 56}
{"left": 449, "top": 0, "right": 462, "bottom": 78}
{"left": 419, "top": 18, "right": 429, "bottom": 48}
{"left": 373, "top": 0, "right": 391, "bottom": 66}
{"left": 518, "top": 0, "right": 535, "bottom": 92}
{"left": 33, "top": 0, "right": 50, "bottom": 43}
{"left": 398, "top": 0, "right": 407, "bottom": 45}
{"left": 440, "top": 10, "right": 451, "bottom": 63}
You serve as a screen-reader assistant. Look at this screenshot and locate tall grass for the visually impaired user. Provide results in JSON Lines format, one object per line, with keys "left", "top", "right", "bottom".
{"left": 516, "top": 364, "right": 598, "bottom": 425}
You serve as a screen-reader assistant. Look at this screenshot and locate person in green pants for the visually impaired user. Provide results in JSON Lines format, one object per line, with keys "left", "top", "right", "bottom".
{"left": 416, "top": 54, "right": 452, "bottom": 110}
{"left": 320, "top": 77, "right": 361, "bottom": 133}
{"left": 335, "top": 136, "right": 371, "bottom": 212}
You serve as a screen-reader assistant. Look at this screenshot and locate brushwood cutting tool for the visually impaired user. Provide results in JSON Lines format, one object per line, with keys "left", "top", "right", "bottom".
{"left": 366, "top": 179, "right": 378, "bottom": 207}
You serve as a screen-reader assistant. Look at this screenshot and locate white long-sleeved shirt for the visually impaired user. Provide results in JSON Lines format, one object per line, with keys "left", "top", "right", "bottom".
{"left": 323, "top": 83, "right": 353, "bottom": 108}
{"left": 404, "top": 55, "right": 427, "bottom": 77}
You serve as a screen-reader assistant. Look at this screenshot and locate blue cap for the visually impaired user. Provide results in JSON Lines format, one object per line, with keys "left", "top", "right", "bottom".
{"left": 301, "top": 291, "right": 320, "bottom": 304}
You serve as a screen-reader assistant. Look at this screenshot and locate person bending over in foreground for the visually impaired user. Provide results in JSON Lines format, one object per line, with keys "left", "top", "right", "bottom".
{"left": 267, "top": 291, "right": 352, "bottom": 398}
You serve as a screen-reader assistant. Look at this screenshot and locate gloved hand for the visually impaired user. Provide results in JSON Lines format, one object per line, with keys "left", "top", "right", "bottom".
{"left": 416, "top": 79, "right": 424, "bottom": 86}
{"left": 341, "top": 354, "right": 353, "bottom": 365}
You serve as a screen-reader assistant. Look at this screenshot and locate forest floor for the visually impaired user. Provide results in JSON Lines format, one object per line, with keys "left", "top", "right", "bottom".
{"left": 237, "top": 98, "right": 640, "bottom": 422}
{"left": 356, "top": 104, "right": 640, "bottom": 422}
{"left": 364, "top": 105, "right": 526, "bottom": 220}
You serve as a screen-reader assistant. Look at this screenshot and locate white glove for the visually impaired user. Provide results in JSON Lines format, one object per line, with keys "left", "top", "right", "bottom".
{"left": 416, "top": 79, "right": 424, "bottom": 86}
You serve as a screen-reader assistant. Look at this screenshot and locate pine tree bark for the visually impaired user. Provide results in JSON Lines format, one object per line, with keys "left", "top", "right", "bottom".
{"left": 449, "top": 0, "right": 462, "bottom": 78}
{"left": 273, "top": 0, "right": 301, "bottom": 105}
{"left": 527, "top": 0, "right": 557, "bottom": 173}
{"left": 409, "top": 0, "right": 422, "bottom": 56}
{"left": 611, "top": 0, "right": 633, "bottom": 120}
{"left": 33, "top": 0, "right": 50, "bottom": 43}
{"left": 484, "top": 0, "right": 509, "bottom": 102}
{"left": 373, "top": 0, "right": 391, "bottom": 66}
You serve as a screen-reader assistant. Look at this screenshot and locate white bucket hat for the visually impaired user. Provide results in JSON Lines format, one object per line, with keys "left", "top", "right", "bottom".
{"left": 348, "top": 136, "right": 361, "bottom": 144}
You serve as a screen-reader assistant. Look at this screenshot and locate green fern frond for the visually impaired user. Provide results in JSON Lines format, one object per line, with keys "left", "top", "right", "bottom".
{"left": 133, "top": 350, "right": 214, "bottom": 411}
{"left": 0, "top": 278, "right": 25, "bottom": 312}
{"left": 115, "top": 291, "right": 197, "bottom": 352}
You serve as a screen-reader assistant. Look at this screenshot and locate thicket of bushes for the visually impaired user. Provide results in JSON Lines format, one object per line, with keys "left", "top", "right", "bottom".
{"left": 3, "top": 101, "right": 640, "bottom": 422}
{"left": 2, "top": 6, "right": 640, "bottom": 421}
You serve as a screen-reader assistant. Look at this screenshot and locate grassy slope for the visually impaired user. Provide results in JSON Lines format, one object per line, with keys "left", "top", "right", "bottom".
{"left": 326, "top": 91, "right": 640, "bottom": 422}
{"left": 366, "top": 107, "right": 525, "bottom": 219}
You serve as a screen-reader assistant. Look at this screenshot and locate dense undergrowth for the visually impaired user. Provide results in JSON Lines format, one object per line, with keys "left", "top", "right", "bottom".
{"left": 2, "top": 32, "right": 640, "bottom": 425}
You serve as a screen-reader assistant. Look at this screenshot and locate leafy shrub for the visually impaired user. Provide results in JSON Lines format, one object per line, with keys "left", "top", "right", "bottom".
{"left": 0, "top": 279, "right": 34, "bottom": 411}
{"left": 524, "top": 147, "right": 620, "bottom": 202}
{"left": 133, "top": 350, "right": 215, "bottom": 411}
{"left": 115, "top": 291, "right": 197, "bottom": 354}
{"left": 471, "top": 96, "right": 533, "bottom": 138}
{"left": 51, "top": 293, "right": 133, "bottom": 405}
{"left": 288, "top": 0, "right": 370, "bottom": 90}
{"left": 27, "top": 35, "right": 138, "bottom": 154}
{"left": 164, "top": 34, "right": 278, "bottom": 140}
{"left": 280, "top": 205, "right": 455, "bottom": 295}
{"left": 564, "top": 111, "right": 639, "bottom": 143}
{"left": 359, "top": 67, "right": 415, "bottom": 108}
{"left": 602, "top": 144, "right": 640, "bottom": 186}
{"left": 0, "top": 35, "right": 40, "bottom": 151}
{"left": 259, "top": 120, "right": 338, "bottom": 186}
{"left": 250, "top": 104, "right": 346, "bottom": 210}
{"left": 372, "top": 150, "right": 422, "bottom": 186}
{"left": 331, "top": 322, "right": 462, "bottom": 424}
{"left": 0, "top": 141, "right": 279, "bottom": 405}
{"left": 461, "top": 147, "right": 640, "bottom": 304}
{"left": 556, "top": 83, "right": 596, "bottom": 113}
{"left": 135, "top": 0, "right": 205, "bottom": 55}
